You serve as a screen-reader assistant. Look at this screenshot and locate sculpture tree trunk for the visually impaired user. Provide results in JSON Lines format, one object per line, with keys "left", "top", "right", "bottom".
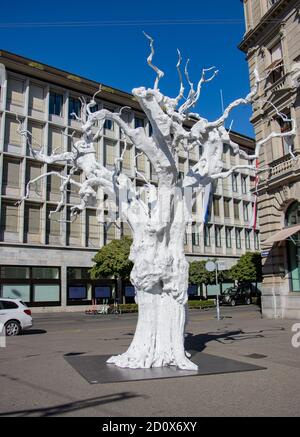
{"left": 107, "top": 196, "right": 198, "bottom": 370}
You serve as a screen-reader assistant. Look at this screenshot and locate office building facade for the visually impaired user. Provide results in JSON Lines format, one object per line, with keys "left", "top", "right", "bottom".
{"left": 0, "top": 49, "right": 258, "bottom": 311}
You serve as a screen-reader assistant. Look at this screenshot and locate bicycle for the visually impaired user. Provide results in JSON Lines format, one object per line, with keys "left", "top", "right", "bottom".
{"left": 107, "top": 303, "right": 121, "bottom": 315}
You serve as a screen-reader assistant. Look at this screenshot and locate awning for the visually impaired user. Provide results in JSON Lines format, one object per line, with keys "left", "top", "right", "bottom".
{"left": 264, "top": 224, "right": 300, "bottom": 245}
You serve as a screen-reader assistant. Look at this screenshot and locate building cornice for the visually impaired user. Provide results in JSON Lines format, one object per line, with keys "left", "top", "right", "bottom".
{"left": 238, "top": 0, "right": 297, "bottom": 53}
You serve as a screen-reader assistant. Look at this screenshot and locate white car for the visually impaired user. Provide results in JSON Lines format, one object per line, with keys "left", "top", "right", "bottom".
{"left": 0, "top": 298, "right": 33, "bottom": 336}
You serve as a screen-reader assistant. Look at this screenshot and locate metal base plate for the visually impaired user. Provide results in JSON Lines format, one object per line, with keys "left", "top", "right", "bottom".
{"left": 65, "top": 353, "right": 266, "bottom": 384}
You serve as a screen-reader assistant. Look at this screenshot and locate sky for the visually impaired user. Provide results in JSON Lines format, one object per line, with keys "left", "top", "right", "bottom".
{"left": 0, "top": 0, "right": 255, "bottom": 137}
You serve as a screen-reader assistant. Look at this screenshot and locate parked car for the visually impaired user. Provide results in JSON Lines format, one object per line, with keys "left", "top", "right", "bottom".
{"left": 0, "top": 298, "right": 33, "bottom": 336}
{"left": 219, "top": 283, "right": 260, "bottom": 307}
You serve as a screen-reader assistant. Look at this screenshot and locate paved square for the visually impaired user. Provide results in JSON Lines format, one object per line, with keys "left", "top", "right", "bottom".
{"left": 1, "top": 306, "right": 300, "bottom": 417}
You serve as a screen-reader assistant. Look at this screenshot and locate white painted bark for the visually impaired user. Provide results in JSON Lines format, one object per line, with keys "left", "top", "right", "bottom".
{"left": 16, "top": 38, "right": 298, "bottom": 371}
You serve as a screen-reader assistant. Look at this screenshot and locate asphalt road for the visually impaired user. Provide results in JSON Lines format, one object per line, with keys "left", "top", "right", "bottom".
{"left": 1, "top": 305, "right": 300, "bottom": 417}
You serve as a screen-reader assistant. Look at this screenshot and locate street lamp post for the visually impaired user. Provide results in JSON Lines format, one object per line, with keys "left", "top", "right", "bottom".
{"left": 205, "top": 261, "right": 221, "bottom": 321}
{"left": 215, "top": 262, "right": 220, "bottom": 321}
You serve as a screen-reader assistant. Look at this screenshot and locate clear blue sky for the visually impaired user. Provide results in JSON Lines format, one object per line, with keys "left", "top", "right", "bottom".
{"left": 0, "top": 0, "right": 254, "bottom": 137}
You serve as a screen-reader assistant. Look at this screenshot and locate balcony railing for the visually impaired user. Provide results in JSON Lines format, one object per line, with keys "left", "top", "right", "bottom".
{"left": 269, "top": 154, "right": 299, "bottom": 179}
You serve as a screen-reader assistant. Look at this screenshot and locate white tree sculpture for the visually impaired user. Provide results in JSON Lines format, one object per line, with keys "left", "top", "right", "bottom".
{"left": 17, "top": 35, "right": 297, "bottom": 371}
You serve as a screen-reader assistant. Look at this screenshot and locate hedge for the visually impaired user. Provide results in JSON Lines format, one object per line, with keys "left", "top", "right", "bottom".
{"left": 119, "top": 300, "right": 215, "bottom": 313}
{"left": 188, "top": 300, "right": 216, "bottom": 309}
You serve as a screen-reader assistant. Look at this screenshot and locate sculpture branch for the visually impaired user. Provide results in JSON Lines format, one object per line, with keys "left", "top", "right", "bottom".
{"left": 143, "top": 32, "right": 165, "bottom": 90}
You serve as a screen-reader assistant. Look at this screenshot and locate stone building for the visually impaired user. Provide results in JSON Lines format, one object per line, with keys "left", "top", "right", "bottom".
{"left": 239, "top": 0, "right": 300, "bottom": 318}
{"left": 0, "top": 49, "right": 258, "bottom": 311}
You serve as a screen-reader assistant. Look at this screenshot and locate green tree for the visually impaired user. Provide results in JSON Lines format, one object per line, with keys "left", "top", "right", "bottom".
{"left": 189, "top": 261, "right": 212, "bottom": 285}
{"left": 90, "top": 237, "right": 133, "bottom": 281}
{"left": 229, "top": 252, "right": 262, "bottom": 283}
{"left": 189, "top": 260, "right": 231, "bottom": 285}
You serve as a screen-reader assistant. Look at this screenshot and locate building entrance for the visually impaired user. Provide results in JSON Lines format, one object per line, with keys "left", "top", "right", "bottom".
{"left": 286, "top": 202, "right": 300, "bottom": 292}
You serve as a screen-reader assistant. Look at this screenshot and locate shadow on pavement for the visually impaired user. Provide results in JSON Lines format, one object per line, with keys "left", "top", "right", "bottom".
{"left": 21, "top": 329, "right": 47, "bottom": 335}
{"left": 185, "top": 329, "right": 268, "bottom": 356}
{"left": 0, "top": 392, "right": 144, "bottom": 417}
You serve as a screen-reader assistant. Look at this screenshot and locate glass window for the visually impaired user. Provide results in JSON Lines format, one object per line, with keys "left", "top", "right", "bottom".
{"left": 1, "top": 266, "right": 30, "bottom": 279}
{"left": 46, "top": 207, "right": 61, "bottom": 237}
{"left": 86, "top": 210, "right": 99, "bottom": 246}
{"left": 215, "top": 226, "right": 222, "bottom": 248}
{"left": 269, "top": 41, "right": 284, "bottom": 83}
{"left": 49, "top": 92, "right": 63, "bottom": 116}
{"left": 285, "top": 202, "right": 300, "bottom": 227}
{"left": 224, "top": 198, "right": 231, "bottom": 218}
{"left": 29, "top": 83, "right": 45, "bottom": 112}
{"left": 1, "top": 300, "right": 18, "bottom": 309}
{"left": 236, "top": 228, "right": 242, "bottom": 249}
{"left": 2, "top": 158, "right": 20, "bottom": 189}
{"left": 243, "top": 202, "right": 249, "bottom": 222}
{"left": 7, "top": 77, "right": 24, "bottom": 106}
{"left": 226, "top": 227, "right": 232, "bottom": 248}
{"left": 120, "top": 142, "right": 131, "bottom": 169}
{"left": 34, "top": 285, "right": 60, "bottom": 302}
{"left": 69, "top": 97, "right": 81, "bottom": 119}
{"left": 178, "top": 159, "right": 185, "bottom": 180}
{"left": 136, "top": 152, "right": 146, "bottom": 172}
{"left": 245, "top": 229, "right": 251, "bottom": 250}
{"left": 90, "top": 103, "right": 99, "bottom": 113}
{"left": 104, "top": 119, "right": 113, "bottom": 130}
{"left": 104, "top": 141, "right": 116, "bottom": 166}
{"left": 5, "top": 118, "right": 22, "bottom": 146}
{"left": 27, "top": 163, "right": 42, "bottom": 194}
{"left": 49, "top": 127, "right": 63, "bottom": 154}
{"left": 31, "top": 267, "right": 59, "bottom": 279}
{"left": 1, "top": 203, "right": 19, "bottom": 233}
{"left": 68, "top": 286, "right": 87, "bottom": 300}
{"left": 95, "top": 286, "right": 111, "bottom": 298}
{"left": 192, "top": 224, "right": 199, "bottom": 246}
{"left": 278, "top": 113, "right": 294, "bottom": 155}
{"left": 125, "top": 286, "right": 135, "bottom": 297}
{"left": 234, "top": 201, "right": 240, "bottom": 220}
{"left": 254, "top": 231, "right": 260, "bottom": 250}
{"left": 67, "top": 268, "right": 90, "bottom": 280}
{"left": 2, "top": 284, "right": 30, "bottom": 301}
{"left": 134, "top": 117, "right": 144, "bottom": 129}
{"left": 204, "top": 225, "right": 211, "bottom": 247}
{"left": 213, "top": 197, "right": 220, "bottom": 217}
{"left": 241, "top": 175, "right": 247, "bottom": 194}
{"left": 232, "top": 173, "right": 238, "bottom": 192}
{"left": 25, "top": 204, "right": 41, "bottom": 234}
{"left": 188, "top": 285, "right": 198, "bottom": 296}
{"left": 104, "top": 223, "right": 116, "bottom": 243}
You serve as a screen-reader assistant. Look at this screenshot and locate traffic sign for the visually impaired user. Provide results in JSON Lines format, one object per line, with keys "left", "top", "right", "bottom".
{"left": 205, "top": 261, "right": 216, "bottom": 272}
{"left": 217, "top": 261, "right": 227, "bottom": 271}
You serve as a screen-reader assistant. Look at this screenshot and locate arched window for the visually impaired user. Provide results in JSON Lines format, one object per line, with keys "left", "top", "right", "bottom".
{"left": 285, "top": 202, "right": 300, "bottom": 227}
